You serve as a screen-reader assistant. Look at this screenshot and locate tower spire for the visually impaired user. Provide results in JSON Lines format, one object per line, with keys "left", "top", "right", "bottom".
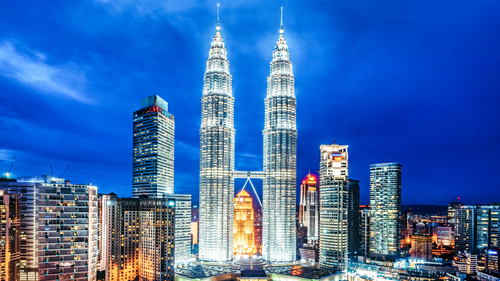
{"left": 216, "top": 3, "right": 220, "bottom": 30}
{"left": 280, "top": 7, "right": 284, "bottom": 33}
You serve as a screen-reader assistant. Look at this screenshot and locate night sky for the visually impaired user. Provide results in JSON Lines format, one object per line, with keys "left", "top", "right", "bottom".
{"left": 1, "top": 1, "right": 499, "bottom": 205}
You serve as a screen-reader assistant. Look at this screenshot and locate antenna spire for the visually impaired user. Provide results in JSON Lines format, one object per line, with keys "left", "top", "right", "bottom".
{"left": 216, "top": 3, "right": 220, "bottom": 29}
{"left": 280, "top": 7, "right": 284, "bottom": 33}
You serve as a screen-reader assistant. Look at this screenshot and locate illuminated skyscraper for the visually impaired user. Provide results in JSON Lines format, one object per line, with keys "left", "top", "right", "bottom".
{"left": 299, "top": 173, "right": 319, "bottom": 243}
{"left": 319, "top": 144, "right": 349, "bottom": 271}
{"left": 133, "top": 95, "right": 175, "bottom": 197}
{"left": 199, "top": 17, "right": 235, "bottom": 262}
{"left": 234, "top": 190, "right": 256, "bottom": 256}
{"left": 369, "top": 163, "right": 402, "bottom": 258}
{"left": 262, "top": 15, "right": 297, "bottom": 263}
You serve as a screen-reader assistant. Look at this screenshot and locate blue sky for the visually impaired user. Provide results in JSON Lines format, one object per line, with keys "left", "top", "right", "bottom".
{"left": 0, "top": 1, "right": 499, "bottom": 205}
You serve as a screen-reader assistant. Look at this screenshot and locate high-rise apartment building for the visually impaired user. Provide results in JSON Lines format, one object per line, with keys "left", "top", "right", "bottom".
{"left": 348, "top": 180, "right": 360, "bottom": 258}
{"left": 0, "top": 190, "right": 20, "bottom": 281}
{"left": 369, "top": 163, "right": 402, "bottom": 258}
{"left": 133, "top": 95, "right": 175, "bottom": 197}
{"left": 319, "top": 144, "right": 349, "bottom": 271}
{"left": 101, "top": 194, "right": 183, "bottom": 281}
{"left": 299, "top": 173, "right": 319, "bottom": 243}
{"left": 0, "top": 175, "right": 98, "bottom": 281}
{"left": 139, "top": 198, "right": 176, "bottom": 281}
{"left": 101, "top": 195, "right": 140, "bottom": 281}
{"left": 234, "top": 190, "right": 256, "bottom": 256}
{"left": 199, "top": 19, "right": 235, "bottom": 262}
{"left": 262, "top": 20, "right": 297, "bottom": 263}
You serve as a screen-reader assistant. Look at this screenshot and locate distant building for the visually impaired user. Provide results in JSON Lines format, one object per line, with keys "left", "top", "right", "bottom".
{"left": 369, "top": 163, "right": 402, "bottom": 258}
{"left": 410, "top": 234, "right": 433, "bottom": 261}
{"left": 1, "top": 175, "right": 98, "bottom": 281}
{"left": 234, "top": 190, "right": 256, "bottom": 256}
{"left": 0, "top": 190, "right": 20, "bottom": 281}
{"left": 448, "top": 200, "right": 463, "bottom": 232}
{"left": 454, "top": 252, "right": 478, "bottom": 274}
{"left": 299, "top": 173, "right": 319, "bottom": 244}
{"left": 359, "top": 205, "right": 371, "bottom": 257}
{"left": 347, "top": 180, "right": 360, "bottom": 258}
{"left": 454, "top": 205, "right": 500, "bottom": 268}
{"left": 132, "top": 95, "right": 175, "bottom": 197}
{"left": 486, "top": 248, "right": 499, "bottom": 272}
{"left": 436, "top": 226, "right": 453, "bottom": 247}
{"left": 319, "top": 143, "right": 349, "bottom": 271}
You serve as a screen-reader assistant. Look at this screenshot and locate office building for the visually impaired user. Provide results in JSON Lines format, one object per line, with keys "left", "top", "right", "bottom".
{"left": 369, "top": 163, "right": 402, "bottom": 258}
{"left": 319, "top": 144, "right": 349, "bottom": 271}
{"left": 436, "top": 226, "right": 453, "bottom": 247}
{"left": 234, "top": 190, "right": 256, "bottom": 256}
{"left": 133, "top": 95, "right": 175, "bottom": 197}
{"left": 448, "top": 199, "right": 463, "bottom": 232}
{"left": 486, "top": 248, "right": 499, "bottom": 272}
{"left": 1, "top": 175, "right": 98, "bottom": 281}
{"left": 299, "top": 173, "right": 319, "bottom": 244}
{"left": 359, "top": 205, "right": 371, "bottom": 257}
{"left": 199, "top": 18, "right": 235, "bottom": 263}
{"left": 410, "top": 234, "right": 433, "bottom": 261}
{"left": 171, "top": 194, "right": 192, "bottom": 266}
{"left": 348, "top": 179, "right": 360, "bottom": 257}
{"left": 262, "top": 19, "right": 297, "bottom": 263}
{"left": 0, "top": 190, "right": 20, "bottom": 281}
{"left": 454, "top": 205, "right": 500, "bottom": 268}
{"left": 454, "top": 252, "right": 478, "bottom": 274}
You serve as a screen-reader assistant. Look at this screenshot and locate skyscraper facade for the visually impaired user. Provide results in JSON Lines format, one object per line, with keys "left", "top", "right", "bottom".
{"left": 133, "top": 95, "right": 175, "bottom": 197}
{"left": 369, "top": 163, "right": 402, "bottom": 258}
{"left": 299, "top": 173, "right": 319, "bottom": 244}
{"left": 359, "top": 205, "right": 371, "bottom": 257}
{"left": 199, "top": 21, "right": 235, "bottom": 262}
{"left": 319, "top": 144, "right": 349, "bottom": 271}
{"left": 262, "top": 22, "right": 297, "bottom": 263}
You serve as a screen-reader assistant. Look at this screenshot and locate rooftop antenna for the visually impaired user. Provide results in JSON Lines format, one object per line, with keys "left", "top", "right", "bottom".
{"left": 333, "top": 138, "right": 336, "bottom": 144}
{"left": 280, "top": 7, "right": 284, "bottom": 33}
{"left": 216, "top": 3, "right": 220, "bottom": 30}
{"left": 50, "top": 165, "right": 54, "bottom": 177}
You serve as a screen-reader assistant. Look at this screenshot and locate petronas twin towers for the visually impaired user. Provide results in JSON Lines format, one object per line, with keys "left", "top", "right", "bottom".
{"left": 199, "top": 11, "right": 297, "bottom": 262}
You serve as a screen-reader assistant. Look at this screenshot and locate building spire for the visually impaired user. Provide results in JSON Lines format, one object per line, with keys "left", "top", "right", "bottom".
{"left": 280, "top": 7, "right": 284, "bottom": 33}
{"left": 216, "top": 3, "right": 220, "bottom": 30}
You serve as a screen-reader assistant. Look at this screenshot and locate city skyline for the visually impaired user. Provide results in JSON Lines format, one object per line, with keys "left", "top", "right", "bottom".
{"left": 1, "top": 1, "right": 500, "bottom": 205}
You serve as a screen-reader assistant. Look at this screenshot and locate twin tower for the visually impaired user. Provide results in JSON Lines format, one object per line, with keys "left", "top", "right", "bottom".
{"left": 199, "top": 12, "right": 297, "bottom": 262}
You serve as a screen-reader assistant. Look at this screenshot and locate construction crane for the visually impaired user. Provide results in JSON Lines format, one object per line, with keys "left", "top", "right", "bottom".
{"left": 4, "top": 157, "right": 15, "bottom": 178}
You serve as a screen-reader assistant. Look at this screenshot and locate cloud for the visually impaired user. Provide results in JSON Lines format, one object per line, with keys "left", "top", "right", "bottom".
{"left": 0, "top": 41, "right": 92, "bottom": 104}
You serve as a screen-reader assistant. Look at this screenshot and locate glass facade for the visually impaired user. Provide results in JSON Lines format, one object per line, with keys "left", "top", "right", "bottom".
{"left": 369, "top": 163, "right": 402, "bottom": 258}
{"left": 319, "top": 144, "right": 349, "bottom": 271}
{"left": 132, "top": 95, "right": 175, "bottom": 197}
